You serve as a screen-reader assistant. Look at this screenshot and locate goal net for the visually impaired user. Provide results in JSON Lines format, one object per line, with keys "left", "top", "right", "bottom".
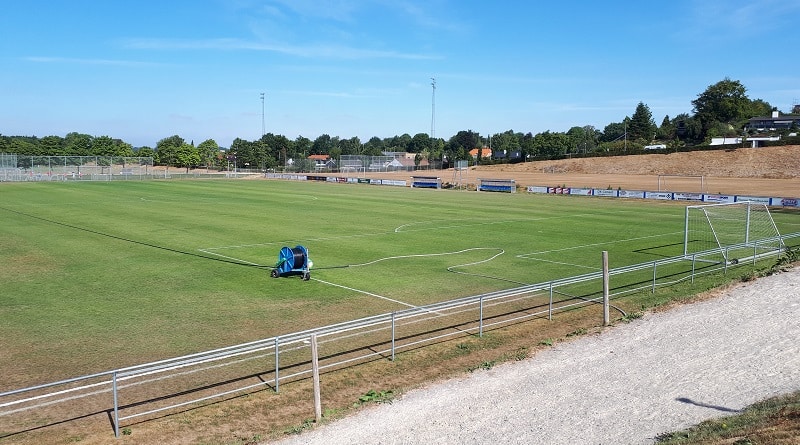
{"left": 684, "top": 201, "right": 784, "bottom": 263}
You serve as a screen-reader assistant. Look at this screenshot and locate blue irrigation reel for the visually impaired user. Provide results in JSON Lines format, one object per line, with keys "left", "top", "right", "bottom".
{"left": 270, "top": 245, "right": 312, "bottom": 281}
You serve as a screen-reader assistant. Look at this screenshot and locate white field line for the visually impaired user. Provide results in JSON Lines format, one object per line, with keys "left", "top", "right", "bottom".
{"left": 198, "top": 229, "right": 397, "bottom": 252}
{"left": 393, "top": 212, "right": 613, "bottom": 233}
{"left": 311, "top": 278, "right": 418, "bottom": 309}
{"left": 518, "top": 231, "right": 684, "bottom": 257}
{"left": 347, "top": 248, "right": 502, "bottom": 268}
{"left": 521, "top": 257, "right": 601, "bottom": 271}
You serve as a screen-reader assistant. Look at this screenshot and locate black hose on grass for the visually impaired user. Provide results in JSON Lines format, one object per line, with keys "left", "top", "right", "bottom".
{"left": 1, "top": 206, "right": 274, "bottom": 269}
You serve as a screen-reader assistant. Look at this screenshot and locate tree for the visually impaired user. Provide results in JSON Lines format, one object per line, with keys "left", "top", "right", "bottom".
{"left": 293, "top": 136, "right": 311, "bottom": 157}
{"left": 311, "top": 134, "right": 332, "bottom": 155}
{"left": 175, "top": 143, "right": 200, "bottom": 173}
{"left": 657, "top": 115, "right": 674, "bottom": 140}
{"left": 91, "top": 136, "right": 134, "bottom": 158}
{"left": 39, "top": 135, "right": 64, "bottom": 156}
{"left": 628, "top": 102, "right": 656, "bottom": 141}
{"left": 673, "top": 113, "right": 702, "bottom": 142}
{"left": 600, "top": 122, "right": 626, "bottom": 143}
{"left": 155, "top": 135, "right": 185, "bottom": 167}
{"left": 137, "top": 146, "right": 155, "bottom": 159}
{"left": 490, "top": 130, "right": 521, "bottom": 160}
{"left": 531, "top": 131, "right": 571, "bottom": 158}
{"left": 197, "top": 139, "right": 219, "bottom": 170}
{"left": 337, "top": 136, "right": 361, "bottom": 156}
{"left": 64, "top": 132, "right": 92, "bottom": 156}
{"left": 408, "top": 133, "right": 430, "bottom": 153}
{"left": 519, "top": 132, "right": 535, "bottom": 160}
{"left": 269, "top": 134, "right": 291, "bottom": 169}
{"left": 692, "top": 78, "right": 762, "bottom": 140}
{"left": 448, "top": 130, "right": 479, "bottom": 155}
{"left": 385, "top": 134, "right": 411, "bottom": 152}
{"left": 363, "top": 136, "right": 384, "bottom": 155}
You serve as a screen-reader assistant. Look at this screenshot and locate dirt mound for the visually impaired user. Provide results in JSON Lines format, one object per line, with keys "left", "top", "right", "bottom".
{"left": 464, "top": 145, "right": 800, "bottom": 196}
{"left": 476, "top": 145, "right": 800, "bottom": 179}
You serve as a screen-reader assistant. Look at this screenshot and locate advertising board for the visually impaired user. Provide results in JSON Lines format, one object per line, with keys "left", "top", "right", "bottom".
{"left": 568, "top": 188, "right": 592, "bottom": 196}
{"left": 592, "top": 189, "right": 618, "bottom": 197}
{"left": 618, "top": 190, "right": 645, "bottom": 198}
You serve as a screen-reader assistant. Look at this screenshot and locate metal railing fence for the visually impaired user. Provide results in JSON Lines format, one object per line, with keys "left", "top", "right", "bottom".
{"left": 1, "top": 233, "right": 797, "bottom": 438}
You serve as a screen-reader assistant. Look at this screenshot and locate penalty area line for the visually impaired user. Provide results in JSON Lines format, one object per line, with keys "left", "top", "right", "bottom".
{"left": 518, "top": 231, "right": 684, "bottom": 257}
{"left": 312, "top": 278, "right": 418, "bottom": 309}
{"left": 520, "top": 257, "right": 601, "bottom": 271}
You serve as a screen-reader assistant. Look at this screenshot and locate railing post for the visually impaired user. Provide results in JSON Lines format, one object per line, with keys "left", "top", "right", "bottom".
{"left": 274, "top": 336, "right": 280, "bottom": 393}
{"left": 691, "top": 253, "right": 696, "bottom": 284}
{"left": 652, "top": 260, "right": 657, "bottom": 293}
{"left": 310, "top": 334, "right": 322, "bottom": 423}
{"left": 724, "top": 247, "right": 729, "bottom": 274}
{"left": 479, "top": 296, "right": 484, "bottom": 337}
{"left": 602, "top": 251, "right": 610, "bottom": 326}
{"left": 548, "top": 282, "right": 553, "bottom": 320}
{"left": 113, "top": 371, "right": 119, "bottom": 438}
{"left": 391, "top": 312, "right": 396, "bottom": 361}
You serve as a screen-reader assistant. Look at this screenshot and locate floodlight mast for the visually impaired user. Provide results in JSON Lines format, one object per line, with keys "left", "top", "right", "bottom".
{"left": 430, "top": 77, "right": 436, "bottom": 168}
{"left": 430, "top": 77, "right": 436, "bottom": 140}
{"left": 260, "top": 92, "right": 265, "bottom": 137}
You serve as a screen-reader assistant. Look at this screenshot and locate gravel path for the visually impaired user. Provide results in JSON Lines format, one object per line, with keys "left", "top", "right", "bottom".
{"left": 273, "top": 267, "right": 800, "bottom": 445}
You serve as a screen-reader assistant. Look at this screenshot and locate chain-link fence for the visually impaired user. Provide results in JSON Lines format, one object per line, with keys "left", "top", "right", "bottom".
{"left": 0, "top": 154, "right": 154, "bottom": 181}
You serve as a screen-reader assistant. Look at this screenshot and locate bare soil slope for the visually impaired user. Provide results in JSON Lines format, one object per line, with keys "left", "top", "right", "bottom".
{"left": 467, "top": 145, "right": 800, "bottom": 196}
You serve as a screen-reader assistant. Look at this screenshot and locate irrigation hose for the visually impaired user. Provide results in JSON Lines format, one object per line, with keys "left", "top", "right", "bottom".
{"left": 0, "top": 206, "right": 273, "bottom": 269}
{"left": 3, "top": 206, "right": 628, "bottom": 318}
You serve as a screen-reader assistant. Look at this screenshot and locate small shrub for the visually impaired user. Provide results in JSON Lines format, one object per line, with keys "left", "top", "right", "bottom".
{"left": 284, "top": 418, "right": 314, "bottom": 435}
{"left": 621, "top": 312, "right": 643, "bottom": 323}
{"left": 354, "top": 389, "right": 394, "bottom": 407}
{"left": 566, "top": 328, "right": 587, "bottom": 338}
{"left": 467, "top": 360, "right": 496, "bottom": 372}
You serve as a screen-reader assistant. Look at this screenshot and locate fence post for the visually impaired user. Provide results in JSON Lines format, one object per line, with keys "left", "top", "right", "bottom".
{"left": 274, "top": 336, "right": 280, "bottom": 393}
{"left": 113, "top": 371, "right": 119, "bottom": 438}
{"left": 391, "top": 312, "right": 396, "bottom": 361}
{"left": 310, "top": 334, "right": 322, "bottom": 423}
{"left": 479, "top": 296, "right": 484, "bottom": 337}
{"left": 652, "top": 260, "right": 657, "bottom": 294}
{"left": 724, "top": 247, "right": 729, "bottom": 274}
{"left": 548, "top": 282, "right": 553, "bottom": 320}
{"left": 602, "top": 251, "right": 610, "bottom": 326}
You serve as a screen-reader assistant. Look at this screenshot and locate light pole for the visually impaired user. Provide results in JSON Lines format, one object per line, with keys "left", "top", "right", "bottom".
{"left": 430, "top": 77, "right": 436, "bottom": 169}
{"left": 260, "top": 92, "right": 265, "bottom": 137}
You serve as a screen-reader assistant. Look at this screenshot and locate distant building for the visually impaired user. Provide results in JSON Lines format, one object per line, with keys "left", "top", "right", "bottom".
{"left": 492, "top": 149, "right": 523, "bottom": 161}
{"left": 469, "top": 147, "right": 492, "bottom": 159}
{"left": 307, "top": 154, "right": 336, "bottom": 170}
{"left": 710, "top": 136, "right": 781, "bottom": 147}
{"left": 746, "top": 110, "right": 800, "bottom": 132}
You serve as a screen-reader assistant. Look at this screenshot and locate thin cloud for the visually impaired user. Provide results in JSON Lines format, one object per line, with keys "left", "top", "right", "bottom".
{"left": 680, "top": 0, "right": 800, "bottom": 41}
{"left": 23, "top": 56, "right": 164, "bottom": 67}
{"left": 281, "top": 88, "right": 389, "bottom": 99}
{"left": 123, "top": 37, "right": 439, "bottom": 60}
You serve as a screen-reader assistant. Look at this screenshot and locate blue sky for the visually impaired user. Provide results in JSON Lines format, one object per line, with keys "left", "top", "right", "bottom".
{"left": 2, "top": 0, "right": 799, "bottom": 148}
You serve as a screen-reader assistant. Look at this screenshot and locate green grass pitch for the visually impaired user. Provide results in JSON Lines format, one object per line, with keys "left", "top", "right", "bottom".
{"left": 1, "top": 179, "right": 798, "bottom": 389}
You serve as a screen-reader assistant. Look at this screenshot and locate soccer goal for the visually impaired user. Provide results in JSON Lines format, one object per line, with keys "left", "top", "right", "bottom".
{"left": 684, "top": 201, "right": 784, "bottom": 263}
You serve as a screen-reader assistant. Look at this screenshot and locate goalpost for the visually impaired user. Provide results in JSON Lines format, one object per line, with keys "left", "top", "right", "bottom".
{"left": 684, "top": 201, "right": 784, "bottom": 263}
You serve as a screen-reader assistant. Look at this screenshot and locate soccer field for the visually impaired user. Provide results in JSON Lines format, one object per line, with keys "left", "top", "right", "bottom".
{"left": 1, "top": 179, "right": 798, "bottom": 390}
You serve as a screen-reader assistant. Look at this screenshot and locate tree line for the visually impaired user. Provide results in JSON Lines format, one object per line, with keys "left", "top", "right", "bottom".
{"left": 1, "top": 78, "right": 789, "bottom": 172}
